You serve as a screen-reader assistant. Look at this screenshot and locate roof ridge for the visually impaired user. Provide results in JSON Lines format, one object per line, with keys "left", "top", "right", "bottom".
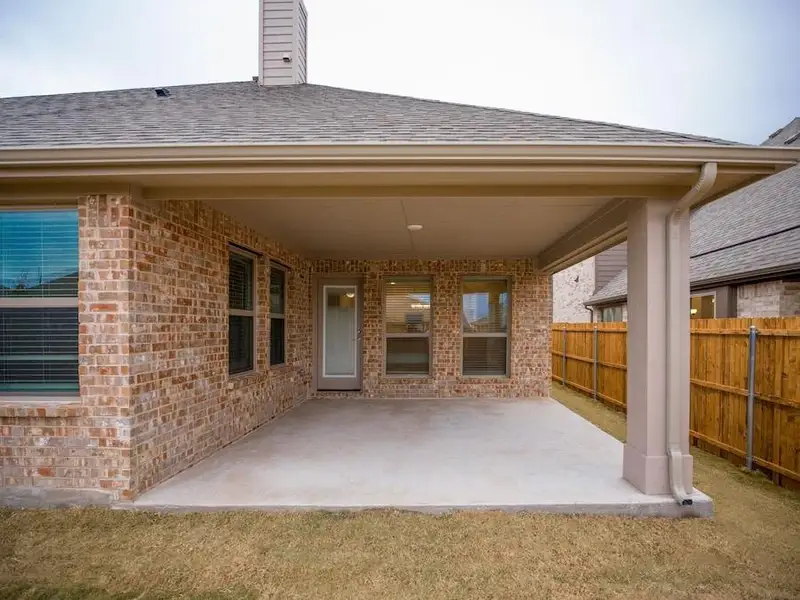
{"left": 305, "top": 83, "right": 741, "bottom": 145}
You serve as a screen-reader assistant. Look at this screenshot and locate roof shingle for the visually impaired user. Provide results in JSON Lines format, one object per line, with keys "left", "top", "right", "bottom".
{"left": 0, "top": 81, "right": 741, "bottom": 148}
{"left": 586, "top": 163, "right": 800, "bottom": 305}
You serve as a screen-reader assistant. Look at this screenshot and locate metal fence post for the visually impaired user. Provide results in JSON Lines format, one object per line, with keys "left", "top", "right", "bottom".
{"left": 746, "top": 325, "right": 758, "bottom": 471}
{"left": 593, "top": 326, "right": 599, "bottom": 401}
{"left": 562, "top": 327, "right": 568, "bottom": 386}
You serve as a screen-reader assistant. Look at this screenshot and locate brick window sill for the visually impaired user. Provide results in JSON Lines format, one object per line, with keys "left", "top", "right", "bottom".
{"left": 0, "top": 398, "right": 82, "bottom": 418}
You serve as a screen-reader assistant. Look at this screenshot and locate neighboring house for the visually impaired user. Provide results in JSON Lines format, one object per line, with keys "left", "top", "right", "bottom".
{"left": 551, "top": 243, "right": 627, "bottom": 322}
{"left": 0, "top": 0, "right": 798, "bottom": 505}
{"left": 553, "top": 118, "right": 800, "bottom": 322}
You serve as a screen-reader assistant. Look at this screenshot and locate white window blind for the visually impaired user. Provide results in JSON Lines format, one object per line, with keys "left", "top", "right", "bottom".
{"left": 462, "top": 278, "right": 509, "bottom": 376}
{"left": 229, "top": 247, "right": 255, "bottom": 374}
{"left": 0, "top": 209, "right": 79, "bottom": 394}
{"left": 599, "top": 306, "right": 623, "bottom": 322}
{"left": 385, "top": 278, "right": 431, "bottom": 375}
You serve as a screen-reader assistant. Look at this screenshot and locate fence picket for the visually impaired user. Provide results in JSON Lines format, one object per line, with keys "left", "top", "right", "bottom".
{"left": 552, "top": 319, "right": 800, "bottom": 490}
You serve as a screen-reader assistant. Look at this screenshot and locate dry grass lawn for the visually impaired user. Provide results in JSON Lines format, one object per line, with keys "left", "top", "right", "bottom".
{"left": 1, "top": 386, "right": 799, "bottom": 600}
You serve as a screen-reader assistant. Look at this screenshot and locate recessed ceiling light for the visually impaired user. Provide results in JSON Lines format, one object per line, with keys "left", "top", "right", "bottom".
{"left": 407, "top": 224, "right": 423, "bottom": 232}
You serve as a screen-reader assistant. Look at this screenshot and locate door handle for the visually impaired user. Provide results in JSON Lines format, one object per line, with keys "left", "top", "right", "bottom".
{"left": 356, "top": 326, "right": 363, "bottom": 340}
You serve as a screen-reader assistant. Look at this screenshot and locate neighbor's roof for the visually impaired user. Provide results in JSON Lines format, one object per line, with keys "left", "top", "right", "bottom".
{"left": 0, "top": 81, "right": 741, "bottom": 148}
{"left": 586, "top": 161, "right": 800, "bottom": 306}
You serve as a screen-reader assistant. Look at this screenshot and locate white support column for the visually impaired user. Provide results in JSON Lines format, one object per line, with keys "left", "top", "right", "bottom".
{"left": 623, "top": 197, "right": 693, "bottom": 495}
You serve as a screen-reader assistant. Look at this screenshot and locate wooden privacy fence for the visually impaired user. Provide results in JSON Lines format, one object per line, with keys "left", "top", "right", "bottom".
{"left": 552, "top": 318, "right": 800, "bottom": 490}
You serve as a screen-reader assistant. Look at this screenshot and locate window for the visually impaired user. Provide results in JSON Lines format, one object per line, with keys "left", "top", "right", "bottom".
{"left": 229, "top": 247, "right": 255, "bottom": 374}
{"left": 269, "top": 263, "right": 287, "bottom": 366}
{"left": 690, "top": 293, "right": 715, "bottom": 319}
{"left": 599, "top": 306, "right": 624, "bottom": 322}
{"left": 384, "top": 278, "right": 431, "bottom": 375}
{"left": 0, "top": 209, "right": 79, "bottom": 394}
{"left": 462, "top": 278, "right": 509, "bottom": 376}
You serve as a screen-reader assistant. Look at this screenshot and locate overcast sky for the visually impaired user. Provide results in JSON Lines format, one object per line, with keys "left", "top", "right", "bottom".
{"left": 0, "top": 0, "right": 798, "bottom": 144}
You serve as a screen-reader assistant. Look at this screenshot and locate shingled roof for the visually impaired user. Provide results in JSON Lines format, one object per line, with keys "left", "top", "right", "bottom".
{"left": 0, "top": 81, "right": 740, "bottom": 148}
{"left": 586, "top": 161, "right": 800, "bottom": 306}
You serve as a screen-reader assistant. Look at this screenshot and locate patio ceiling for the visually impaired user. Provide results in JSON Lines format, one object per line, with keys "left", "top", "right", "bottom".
{"left": 1, "top": 143, "right": 798, "bottom": 269}
{"left": 205, "top": 195, "right": 615, "bottom": 260}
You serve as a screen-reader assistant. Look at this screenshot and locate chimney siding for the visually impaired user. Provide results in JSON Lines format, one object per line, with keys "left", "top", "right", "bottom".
{"left": 259, "top": 0, "right": 308, "bottom": 86}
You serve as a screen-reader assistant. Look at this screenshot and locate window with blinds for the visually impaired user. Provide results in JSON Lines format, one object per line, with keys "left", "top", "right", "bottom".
{"left": 229, "top": 247, "right": 255, "bottom": 375}
{"left": 0, "top": 209, "right": 79, "bottom": 394}
{"left": 269, "top": 263, "right": 287, "bottom": 366}
{"left": 385, "top": 278, "right": 431, "bottom": 375}
{"left": 462, "top": 278, "right": 509, "bottom": 376}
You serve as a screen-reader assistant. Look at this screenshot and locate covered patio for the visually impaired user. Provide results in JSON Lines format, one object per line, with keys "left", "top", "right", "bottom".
{"left": 132, "top": 397, "right": 711, "bottom": 516}
{"left": 2, "top": 141, "right": 798, "bottom": 510}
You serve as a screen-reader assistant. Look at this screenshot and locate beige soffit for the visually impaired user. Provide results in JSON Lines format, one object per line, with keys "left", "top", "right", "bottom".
{"left": 1, "top": 143, "right": 797, "bottom": 272}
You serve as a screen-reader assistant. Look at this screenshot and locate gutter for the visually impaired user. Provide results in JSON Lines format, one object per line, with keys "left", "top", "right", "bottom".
{"left": 0, "top": 142, "right": 799, "bottom": 168}
{"left": 666, "top": 162, "right": 717, "bottom": 505}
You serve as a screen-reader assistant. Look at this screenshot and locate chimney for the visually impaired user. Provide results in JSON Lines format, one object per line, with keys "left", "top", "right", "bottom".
{"left": 259, "top": 0, "right": 308, "bottom": 86}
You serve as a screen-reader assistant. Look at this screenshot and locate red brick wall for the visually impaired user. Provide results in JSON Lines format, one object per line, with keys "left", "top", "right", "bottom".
{"left": 1, "top": 194, "right": 313, "bottom": 498}
{"left": 1, "top": 195, "right": 135, "bottom": 495}
{"left": 312, "top": 259, "right": 552, "bottom": 398}
{"left": 127, "top": 197, "right": 312, "bottom": 493}
{"left": 2, "top": 194, "right": 553, "bottom": 501}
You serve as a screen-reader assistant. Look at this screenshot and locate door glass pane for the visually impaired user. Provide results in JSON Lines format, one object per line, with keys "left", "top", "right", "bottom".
{"left": 324, "top": 286, "right": 357, "bottom": 377}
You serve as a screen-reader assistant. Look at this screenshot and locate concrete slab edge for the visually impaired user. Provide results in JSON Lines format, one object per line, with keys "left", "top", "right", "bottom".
{"left": 121, "top": 498, "right": 713, "bottom": 518}
{"left": 0, "top": 486, "right": 116, "bottom": 508}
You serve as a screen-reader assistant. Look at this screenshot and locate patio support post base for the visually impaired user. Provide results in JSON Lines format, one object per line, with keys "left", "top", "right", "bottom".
{"left": 623, "top": 445, "right": 693, "bottom": 495}
{"left": 623, "top": 197, "right": 694, "bottom": 495}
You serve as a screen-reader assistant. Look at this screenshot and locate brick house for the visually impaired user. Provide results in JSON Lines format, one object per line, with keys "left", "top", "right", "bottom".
{"left": 551, "top": 243, "right": 627, "bottom": 322}
{"left": 1, "top": 0, "right": 799, "bottom": 506}
{"left": 554, "top": 118, "right": 800, "bottom": 323}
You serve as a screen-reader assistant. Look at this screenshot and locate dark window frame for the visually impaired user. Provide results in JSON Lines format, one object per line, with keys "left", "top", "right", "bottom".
{"left": 228, "top": 246, "right": 257, "bottom": 376}
{"left": 269, "top": 262, "right": 288, "bottom": 366}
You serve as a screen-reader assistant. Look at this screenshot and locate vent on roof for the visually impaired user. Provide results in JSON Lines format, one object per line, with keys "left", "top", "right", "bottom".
{"left": 154, "top": 88, "right": 170, "bottom": 98}
{"left": 785, "top": 131, "right": 800, "bottom": 145}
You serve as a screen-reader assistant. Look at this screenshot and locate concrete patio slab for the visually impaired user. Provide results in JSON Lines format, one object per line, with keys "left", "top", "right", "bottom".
{"left": 131, "top": 398, "right": 712, "bottom": 517}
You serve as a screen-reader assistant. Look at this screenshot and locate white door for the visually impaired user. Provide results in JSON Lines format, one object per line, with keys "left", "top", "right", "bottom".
{"left": 317, "top": 279, "right": 362, "bottom": 390}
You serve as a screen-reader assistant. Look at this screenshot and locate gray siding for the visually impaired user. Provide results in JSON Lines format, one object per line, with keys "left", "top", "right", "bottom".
{"left": 297, "top": 1, "right": 308, "bottom": 82}
{"left": 260, "top": 0, "right": 308, "bottom": 86}
{"left": 594, "top": 242, "right": 627, "bottom": 293}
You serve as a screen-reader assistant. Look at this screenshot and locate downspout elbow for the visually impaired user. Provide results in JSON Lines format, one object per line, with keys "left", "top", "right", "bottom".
{"left": 666, "top": 162, "right": 717, "bottom": 506}
{"left": 671, "top": 162, "right": 718, "bottom": 219}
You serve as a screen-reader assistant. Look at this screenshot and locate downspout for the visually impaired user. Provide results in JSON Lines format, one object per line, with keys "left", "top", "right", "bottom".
{"left": 666, "top": 162, "right": 717, "bottom": 505}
